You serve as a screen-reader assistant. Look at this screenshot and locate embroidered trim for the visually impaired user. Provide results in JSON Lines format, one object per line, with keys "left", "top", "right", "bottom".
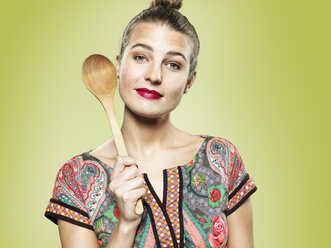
{"left": 225, "top": 177, "right": 257, "bottom": 216}
{"left": 228, "top": 174, "right": 249, "bottom": 200}
{"left": 166, "top": 167, "right": 181, "bottom": 246}
{"left": 143, "top": 167, "right": 183, "bottom": 248}
{"left": 144, "top": 175, "right": 177, "bottom": 248}
{"left": 45, "top": 199, "right": 93, "bottom": 228}
{"left": 144, "top": 202, "right": 162, "bottom": 248}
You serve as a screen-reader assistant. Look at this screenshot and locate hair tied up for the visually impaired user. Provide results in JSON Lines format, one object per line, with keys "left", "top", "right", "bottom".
{"left": 149, "top": 0, "right": 183, "bottom": 10}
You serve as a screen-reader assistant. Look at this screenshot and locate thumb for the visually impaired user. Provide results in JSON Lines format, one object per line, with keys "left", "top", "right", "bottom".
{"left": 111, "top": 156, "right": 126, "bottom": 180}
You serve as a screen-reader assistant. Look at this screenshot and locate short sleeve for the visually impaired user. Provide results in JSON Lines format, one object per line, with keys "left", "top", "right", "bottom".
{"left": 44, "top": 156, "right": 94, "bottom": 230}
{"left": 225, "top": 140, "right": 257, "bottom": 216}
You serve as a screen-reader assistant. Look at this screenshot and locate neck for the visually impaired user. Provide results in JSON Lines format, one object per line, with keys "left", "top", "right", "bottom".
{"left": 121, "top": 106, "right": 178, "bottom": 158}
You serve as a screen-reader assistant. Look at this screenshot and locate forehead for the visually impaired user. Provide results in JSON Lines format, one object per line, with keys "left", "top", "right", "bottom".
{"left": 128, "top": 22, "right": 192, "bottom": 56}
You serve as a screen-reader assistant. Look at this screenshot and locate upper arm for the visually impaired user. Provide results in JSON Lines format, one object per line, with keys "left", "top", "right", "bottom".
{"left": 222, "top": 138, "right": 257, "bottom": 247}
{"left": 44, "top": 156, "right": 98, "bottom": 246}
{"left": 58, "top": 219, "right": 99, "bottom": 248}
{"left": 226, "top": 198, "right": 254, "bottom": 248}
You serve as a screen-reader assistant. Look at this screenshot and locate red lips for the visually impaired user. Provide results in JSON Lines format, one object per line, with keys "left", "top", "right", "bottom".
{"left": 136, "top": 88, "right": 162, "bottom": 99}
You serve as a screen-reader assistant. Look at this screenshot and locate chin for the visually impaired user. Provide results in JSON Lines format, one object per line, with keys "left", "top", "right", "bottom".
{"left": 121, "top": 92, "right": 182, "bottom": 120}
{"left": 125, "top": 104, "right": 175, "bottom": 120}
{"left": 130, "top": 107, "right": 167, "bottom": 119}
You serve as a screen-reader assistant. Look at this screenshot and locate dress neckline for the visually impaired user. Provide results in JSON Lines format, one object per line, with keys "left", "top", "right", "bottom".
{"left": 84, "top": 135, "right": 208, "bottom": 172}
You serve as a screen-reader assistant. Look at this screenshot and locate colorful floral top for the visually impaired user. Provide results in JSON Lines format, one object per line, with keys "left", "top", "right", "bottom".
{"left": 44, "top": 135, "right": 257, "bottom": 248}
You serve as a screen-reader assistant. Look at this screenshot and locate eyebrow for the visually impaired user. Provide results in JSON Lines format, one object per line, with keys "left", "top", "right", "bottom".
{"left": 130, "top": 43, "right": 187, "bottom": 61}
{"left": 131, "top": 43, "right": 153, "bottom": 51}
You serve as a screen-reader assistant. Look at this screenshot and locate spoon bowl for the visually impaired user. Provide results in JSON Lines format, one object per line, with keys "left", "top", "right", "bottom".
{"left": 82, "top": 54, "right": 117, "bottom": 103}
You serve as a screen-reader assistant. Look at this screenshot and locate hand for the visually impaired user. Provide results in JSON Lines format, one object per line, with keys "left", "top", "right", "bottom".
{"left": 109, "top": 156, "right": 146, "bottom": 226}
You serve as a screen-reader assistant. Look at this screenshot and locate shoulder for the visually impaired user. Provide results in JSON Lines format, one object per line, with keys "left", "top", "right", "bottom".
{"left": 58, "top": 139, "right": 117, "bottom": 179}
{"left": 45, "top": 152, "right": 109, "bottom": 230}
{"left": 204, "top": 135, "right": 241, "bottom": 159}
{"left": 53, "top": 151, "right": 112, "bottom": 200}
{"left": 203, "top": 135, "right": 246, "bottom": 181}
{"left": 56, "top": 151, "right": 110, "bottom": 178}
{"left": 52, "top": 151, "right": 112, "bottom": 217}
{"left": 56, "top": 154, "right": 85, "bottom": 177}
{"left": 86, "top": 139, "right": 118, "bottom": 168}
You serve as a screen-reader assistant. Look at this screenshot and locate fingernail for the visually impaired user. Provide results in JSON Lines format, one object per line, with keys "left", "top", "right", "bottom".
{"left": 135, "top": 164, "right": 139, "bottom": 168}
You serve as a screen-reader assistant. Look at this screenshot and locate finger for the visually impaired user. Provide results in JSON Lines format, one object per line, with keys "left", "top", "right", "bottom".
{"left": 111, "top": 157, "right": 124, "bottom": 179}
{"left": 111, "top": 168, "right": 143, "bottom": 191}
{"left": 118, "top": 187, "right": 146, "bottom": 205}
{"left": 112, "top": 156, "right": 136, "bottom": 179}
{"left": 121, "top": 166, "right": 142, "bottom": 181}
{"left": 114, "top": 176, "right": 145, "bottom": 193}
{"left": 121, "top": 156, "right": 137, "bottom": 167}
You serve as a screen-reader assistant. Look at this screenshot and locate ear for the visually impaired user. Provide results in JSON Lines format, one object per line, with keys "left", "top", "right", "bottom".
{"left": 116, "top": 55, "right": 120, "bottom": 78}
{"left": 184, "top": 71, "right": 197, "bottom": 94}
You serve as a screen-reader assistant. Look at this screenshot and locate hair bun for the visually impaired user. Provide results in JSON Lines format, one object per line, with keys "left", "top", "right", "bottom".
{"left": 149, "top": 0, "right": 183, "bottom": 10}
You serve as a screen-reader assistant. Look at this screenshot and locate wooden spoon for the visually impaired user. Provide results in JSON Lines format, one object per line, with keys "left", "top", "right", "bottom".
{"left": 81, "top": 54, "right": 144, "bottom": 215}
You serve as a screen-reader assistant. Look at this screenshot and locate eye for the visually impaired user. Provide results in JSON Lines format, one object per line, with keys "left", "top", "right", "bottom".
{"left": 167, "top": 62, "right": 180, "bottom": 70}
{"left": 134, "top": 55, "right": 147, "bottom": 62}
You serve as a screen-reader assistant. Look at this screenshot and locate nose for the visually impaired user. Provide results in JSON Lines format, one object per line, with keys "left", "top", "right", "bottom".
{"left": 144, "top": 63, "right": 162, "bottom": 84}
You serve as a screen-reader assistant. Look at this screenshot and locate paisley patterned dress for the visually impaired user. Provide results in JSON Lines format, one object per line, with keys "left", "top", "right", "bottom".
{"left": 44, "top": 135, "right": 257, "bottom": 247}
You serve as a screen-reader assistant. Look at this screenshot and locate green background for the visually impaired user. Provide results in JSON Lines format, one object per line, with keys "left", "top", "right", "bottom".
{"left": 1, "top": 0, "right": 329, "bottom": 247}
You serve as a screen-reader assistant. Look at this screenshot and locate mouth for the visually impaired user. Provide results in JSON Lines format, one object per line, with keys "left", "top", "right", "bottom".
{"left": 136, "top": 88, "right": 163, "bottom": 100}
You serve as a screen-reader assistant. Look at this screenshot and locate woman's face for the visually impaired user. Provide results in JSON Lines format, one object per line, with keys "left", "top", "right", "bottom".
{"left": 117, "top": 22, "right": 196, "bottom": 119}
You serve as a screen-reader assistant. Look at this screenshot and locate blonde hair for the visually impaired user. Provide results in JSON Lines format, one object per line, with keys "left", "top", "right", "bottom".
{"left": 149, "top": 0, "right": 182, "bottom": 10}
{"left": 119, "top": 0, "right": 199, "bottom": 80}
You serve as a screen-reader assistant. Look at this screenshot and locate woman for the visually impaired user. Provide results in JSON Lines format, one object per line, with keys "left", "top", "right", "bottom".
{"left": 44, "top": 0, "right": 257, "bottom": 247}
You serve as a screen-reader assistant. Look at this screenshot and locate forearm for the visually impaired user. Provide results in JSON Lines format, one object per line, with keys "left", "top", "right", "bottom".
{"left": 105, "top": 220, "right": 139, "bottom": 248}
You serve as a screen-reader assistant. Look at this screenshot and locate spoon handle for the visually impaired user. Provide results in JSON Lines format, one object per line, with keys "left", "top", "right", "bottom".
{"left": 105, "top": 104, "right": 128, "bottom": 156}
{"left": 104, "top": 104, "right": 144, "bottom": 215}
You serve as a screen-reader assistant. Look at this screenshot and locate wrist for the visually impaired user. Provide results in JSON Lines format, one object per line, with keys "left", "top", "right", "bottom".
{"left": 117, "top": 218, "right": 140, "bottom": 235}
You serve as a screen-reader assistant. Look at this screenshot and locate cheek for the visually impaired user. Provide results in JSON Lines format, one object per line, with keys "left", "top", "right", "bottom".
{"left": 119, "top": 65, "right": 133, "bottom": 83}
{"left": 172, "top": 88, "right": 185, "bottom": 99}
{"left": 167, "top": 76, "right": 187, "bottom": 97}
{"left": 166, "top": 86, "right": 185, "bottom": 107}
{"left": 119, "top": 58, "right": 142, "bottom": 81}
{"left": 118, "top": 63, "right": 140, "bottom": 92}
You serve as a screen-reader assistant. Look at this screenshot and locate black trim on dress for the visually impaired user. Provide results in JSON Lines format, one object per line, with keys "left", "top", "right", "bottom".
{"left": 163, "top": 169, "right": 168, "bottom": 205}
{"left": 44, "top": 212, "right": 94, "bottom": 230}
{"left": 178, "top": 166, "right": 184, "bottom": 248}
{"left": 49, "top": 198, "right": 90, "bottom": 217}
{"left": 44, "top": 198, "right": 94, "bottom": 230}
{"left": 225, "top": 185, "right": 257, "bottom": 216}
{"left": 143, "top": 200, "right": 162, "bottom": 248}
{"left": 144, "top": 173, "right": 179, "bottom": 248}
